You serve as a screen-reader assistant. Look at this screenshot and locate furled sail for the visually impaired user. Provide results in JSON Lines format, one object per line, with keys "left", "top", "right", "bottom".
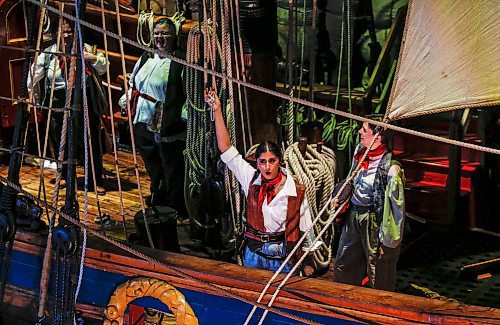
{"left": 386, "top": 0, "right": 500, "bottom": 121}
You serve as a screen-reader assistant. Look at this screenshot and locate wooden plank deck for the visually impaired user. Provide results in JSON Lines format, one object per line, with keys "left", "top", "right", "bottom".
{"left": 0, "top": 151, "right": 151, "bottom": 241}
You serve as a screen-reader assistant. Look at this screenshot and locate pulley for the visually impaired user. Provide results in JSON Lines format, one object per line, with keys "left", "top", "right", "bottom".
{"left": 0, "top": 212, "right": 15, "bottom": 241}
{"left": 52, "top": 225, "right": 79, "bottom": 256}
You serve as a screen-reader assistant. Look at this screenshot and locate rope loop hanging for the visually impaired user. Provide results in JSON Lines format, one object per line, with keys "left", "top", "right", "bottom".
{"left": 137, "top": 11, "right": 155, "bottom": 47}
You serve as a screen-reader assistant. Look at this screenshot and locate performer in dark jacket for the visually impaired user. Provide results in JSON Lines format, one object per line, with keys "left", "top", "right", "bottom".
{"left": 119, "top": 17, "right": 187, "bottom": 218}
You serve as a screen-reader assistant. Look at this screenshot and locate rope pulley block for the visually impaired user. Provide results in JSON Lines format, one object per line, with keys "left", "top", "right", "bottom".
{"left": 52, "top": 224, "right": 79, "bottom": 256}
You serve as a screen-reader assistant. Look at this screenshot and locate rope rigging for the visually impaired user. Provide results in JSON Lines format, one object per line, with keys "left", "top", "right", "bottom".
{"left": 47, "top": 1, "right": 89, "bottom": 322}
{"left": 322, "top": 0, "right": 358, "bottom": 154}
{"left": 73, "top": 0, "right": 91, "bottom": 313}
{"left": 99, "top": 0, "right": 128, "bottom": 238}
{"left": 36, "top": 9, "right": 71, "bottom": 322}
{"left": 26, "top": 0, "right": 500, "bottom": 156}
{"left": 2, "top": 1, "right": 500, "bottom": 324}
{"left": 113, "top": 0, "right": 156, "bottom": 250}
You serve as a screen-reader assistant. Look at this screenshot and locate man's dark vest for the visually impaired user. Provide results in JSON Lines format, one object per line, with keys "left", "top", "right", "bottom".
{"left": 351, "top": 148, "right": 400, "bottom": 225}
{"left": 246, "top": 173, "right": 306, "bottom": 258}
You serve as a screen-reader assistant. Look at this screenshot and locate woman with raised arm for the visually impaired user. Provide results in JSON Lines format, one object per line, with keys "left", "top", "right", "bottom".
{"left": 206, "top": 88, "right": 315, "bottom": 273}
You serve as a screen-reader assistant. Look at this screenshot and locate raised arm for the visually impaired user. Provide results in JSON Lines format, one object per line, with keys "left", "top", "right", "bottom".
{"left": 205, "top": 88, "right": 231, "bottom": 153}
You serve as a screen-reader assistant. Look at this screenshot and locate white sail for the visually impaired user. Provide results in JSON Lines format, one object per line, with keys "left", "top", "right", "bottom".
{"left": 386, "top": 0, "right": 500, "bottom": 121}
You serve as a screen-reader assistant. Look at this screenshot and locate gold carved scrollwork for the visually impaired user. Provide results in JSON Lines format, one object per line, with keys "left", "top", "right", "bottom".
{"left": 104, "top": 277, "right": 198, "bottom": 325}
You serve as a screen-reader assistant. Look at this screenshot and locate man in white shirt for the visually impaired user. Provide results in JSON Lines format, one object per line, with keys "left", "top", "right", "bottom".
{"left": 28, "top": 20, "right": 108, "bottom": 195}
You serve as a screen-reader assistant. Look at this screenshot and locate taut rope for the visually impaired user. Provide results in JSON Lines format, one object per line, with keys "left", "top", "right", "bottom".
{"left": 0, "top": 175, "right": 324, "bottom": 325}
{"left": 36, "top": 8, "right": 69, "bottom": 321}
{"left": 99, "top": 0, "right": 128, "bottom": 236}
{"left": 113, "top": 0, "right": 155, "bottom": 248}
{"left": 254, "top": 131, "right": 381, "bottom": 325}
{"left": 28, "top": 0, "right": 500, "bottom": 156}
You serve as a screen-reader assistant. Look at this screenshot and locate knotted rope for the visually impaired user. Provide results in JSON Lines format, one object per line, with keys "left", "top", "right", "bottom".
{"left": 284, "top": 142, "right": 336, "bottom": 269}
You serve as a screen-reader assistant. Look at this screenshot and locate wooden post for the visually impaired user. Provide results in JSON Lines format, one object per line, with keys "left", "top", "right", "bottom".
{"left": 447, "top": 111, "right": 464, "bottom": 226}
{"left": 298, "top": 137, "right": 308, "bottom": 158}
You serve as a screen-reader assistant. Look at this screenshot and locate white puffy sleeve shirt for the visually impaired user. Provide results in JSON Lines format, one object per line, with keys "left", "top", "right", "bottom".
{"left": 119, "top": 54, "right": 172, "bottom": 125}
{"left": 27, "top": 43, "right": 108, "bottom": 91}
{"left": 220, "top": 146, "right": 313, "bottom": 233}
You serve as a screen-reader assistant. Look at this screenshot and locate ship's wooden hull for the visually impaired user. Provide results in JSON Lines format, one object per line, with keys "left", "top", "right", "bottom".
{"left": 4, "top": 229, "right": 500, "bottom": 324}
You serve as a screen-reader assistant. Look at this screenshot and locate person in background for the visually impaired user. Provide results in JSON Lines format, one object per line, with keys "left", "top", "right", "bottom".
{"left": 333, "top": 115, "right": 405, "bottom": 291}
{"left": 206, "top": 88, "right": 316, "bottom": 273}
{"left": 119, "top": 17, "right": 188, "bottom": 219}
{"left": 28, "top": 19, "right": 108, "bottom": 197}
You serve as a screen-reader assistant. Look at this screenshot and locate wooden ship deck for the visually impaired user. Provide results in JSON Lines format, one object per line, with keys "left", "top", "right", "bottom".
{"left": 0, "top": 151, "right": 148, "bottom": 238}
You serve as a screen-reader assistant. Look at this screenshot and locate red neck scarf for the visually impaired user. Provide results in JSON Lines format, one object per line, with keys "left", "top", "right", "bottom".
{"left": 354, "top": 144, "right": 387, "bottom": 170}
{"left": 258, "top": 172, "right": 283, "bottom": 209}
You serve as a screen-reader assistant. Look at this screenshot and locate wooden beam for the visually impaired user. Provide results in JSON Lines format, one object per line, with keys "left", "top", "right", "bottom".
{"left": 460, "top": 258, "right": 500, "bottom": 279}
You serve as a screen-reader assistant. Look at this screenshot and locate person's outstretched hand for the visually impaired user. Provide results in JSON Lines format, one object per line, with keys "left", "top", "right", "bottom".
{"left": 204, "top": 88, "right": 221, "bottom": 113}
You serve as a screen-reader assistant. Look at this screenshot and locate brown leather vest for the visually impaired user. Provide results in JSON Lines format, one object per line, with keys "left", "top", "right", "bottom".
{"left": 246, "top": 173, "right": 306, "bottom": 254}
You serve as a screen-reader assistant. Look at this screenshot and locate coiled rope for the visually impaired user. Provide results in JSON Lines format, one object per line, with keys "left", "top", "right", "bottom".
{"left": 284, "top": 142, "right": 336, "bottom": 269}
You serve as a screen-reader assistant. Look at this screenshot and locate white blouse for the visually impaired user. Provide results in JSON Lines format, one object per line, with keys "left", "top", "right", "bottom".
{"left": 221, "top": 146, "right": 313, "bottom": 233}
{"left": 27, "top": 43, "right": 107, "bottom": 91}
{"left": 119, "top": 54, "right": 172, "bottom": 125}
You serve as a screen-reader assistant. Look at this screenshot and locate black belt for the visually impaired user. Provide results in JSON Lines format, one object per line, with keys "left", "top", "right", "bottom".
{"left": 245, "top": 227, "right": 285, "bottom": 243}
{"left": 351, "top": 204, "right": 372, "bottom": 214}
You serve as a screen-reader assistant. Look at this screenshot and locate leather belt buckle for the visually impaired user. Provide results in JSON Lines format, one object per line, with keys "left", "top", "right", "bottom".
{"left": 260, "top": 234, "right": 270, "bottom": 243}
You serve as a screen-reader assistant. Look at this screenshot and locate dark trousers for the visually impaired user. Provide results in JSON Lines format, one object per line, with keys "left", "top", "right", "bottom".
{"left": 45, "top": 89, "right": 68, "bottom": 179}
{"left": 333, "top": 207, "right": 400, "bottom": 291}
{"left": 75, "top": 104, "right": 104, "bottom": 187}
{"left": 45, "top": 88, "right": 103, "bottom": 186}
{"left": 134, "top": 123, "right": 187, "bottom": 218}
